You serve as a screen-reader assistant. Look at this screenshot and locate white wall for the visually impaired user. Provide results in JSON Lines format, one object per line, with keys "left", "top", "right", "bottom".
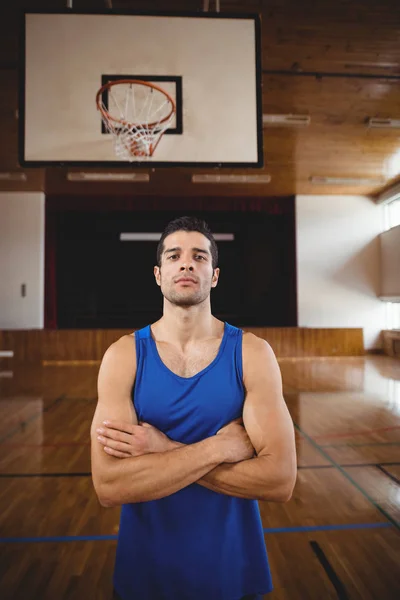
{"left": 296, "top": 195, "right": 386, "bottom": 350}
{"left": 0, "top": 192, "right": 45, "bottom": 329}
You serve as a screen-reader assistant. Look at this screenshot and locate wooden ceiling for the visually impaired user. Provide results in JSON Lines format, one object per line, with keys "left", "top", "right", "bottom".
{"left": 0, "top": 0, "right": 399, "bottom": 197}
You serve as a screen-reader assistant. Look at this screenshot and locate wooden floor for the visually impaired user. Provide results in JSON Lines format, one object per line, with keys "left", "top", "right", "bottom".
{"left": 1, "top": 355, "right": 399, "bottom": 599}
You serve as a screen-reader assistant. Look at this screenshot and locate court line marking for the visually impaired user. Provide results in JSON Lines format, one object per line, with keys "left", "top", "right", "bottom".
{"left": 312, "top": 425, "right": 400, "bottom": 441}
{"left": 0, "top": 473, "right": 92, "bottom": 478}
{"left": 1, "top": 442, "right": 90, "bottom": 448}
{"left": 0, "top": 395, "right": 65, "bottom": 445}
{"left": 376, "top": 465, "right": 400, "bottom": 486}
{"left": 0, "top": 523, "right": 393, "bottom": 543}
{"left": 309, "top": 540, "right": 349, "bottom": 600}
{"left": 293, "top": 421, "right": 400, "bottom": 530}
{"left": 35, "top": 397, "right": 95, "bottom": 403}
{"left": 1, "top": 463, "right": 399, "bottom": 478}
{"left": 298, "top": 462, "right": 400, "bottom": 469}
{"left": 320, "top": 442, "right": 400, "bottom": 448}
{"left": 264, "top": 523, "right": 392, "bottom": 533}
{"left": 6, "top": 439, "right": 396, "bottom": 450}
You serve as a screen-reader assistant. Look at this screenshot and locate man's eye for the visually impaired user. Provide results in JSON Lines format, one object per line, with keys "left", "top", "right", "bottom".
{"left": 168, "top": 254, "right": 178, "bottom": 260}
{"left": 195, "top": 255, "right": 205, "bottom": 260}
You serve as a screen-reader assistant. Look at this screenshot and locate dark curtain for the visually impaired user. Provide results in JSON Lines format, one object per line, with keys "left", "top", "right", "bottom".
{"left": 44, "top": 211, "right": 57, "bottom": 329}
{"left": 45, "top": 195, "right": 295, "bottom": 329}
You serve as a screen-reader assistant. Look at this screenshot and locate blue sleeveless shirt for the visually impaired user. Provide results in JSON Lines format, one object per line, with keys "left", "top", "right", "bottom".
{"left": 113, "top": 322, "right": 273, "bottom": 600}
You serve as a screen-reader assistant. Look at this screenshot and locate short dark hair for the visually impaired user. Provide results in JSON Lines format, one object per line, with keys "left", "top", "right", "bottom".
{"left": 156, "top": 216, "right": 218, "bottom": 269}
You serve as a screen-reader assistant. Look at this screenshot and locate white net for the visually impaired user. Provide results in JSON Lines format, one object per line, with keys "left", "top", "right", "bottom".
{"left": 97, "top": 80, "right": 176, "bottom": 161}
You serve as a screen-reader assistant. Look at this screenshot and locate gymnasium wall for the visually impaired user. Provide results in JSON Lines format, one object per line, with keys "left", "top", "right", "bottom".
{"left": 0, "top": 192, "right": 387, "bottom": 352}
{"left": 0, "top": 192, "right": 45, "bottom": 329}
{"left": 296, "top": 195, "right": 385, "bottom": 350}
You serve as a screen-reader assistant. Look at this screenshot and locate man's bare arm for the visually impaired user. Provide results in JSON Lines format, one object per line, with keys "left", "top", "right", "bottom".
{"left": 199, "top": 334, "right": 296, "bottom": 500}
{"left": 169, "top": 335, "right": 297, "bottom": 501}
{"left": 91, "top": 336, "right": 244, "bottom": 507}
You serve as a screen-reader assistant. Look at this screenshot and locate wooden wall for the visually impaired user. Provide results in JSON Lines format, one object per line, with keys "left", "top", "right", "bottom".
{"left": 0, "top": 328, "right": 364, "bottom": 364}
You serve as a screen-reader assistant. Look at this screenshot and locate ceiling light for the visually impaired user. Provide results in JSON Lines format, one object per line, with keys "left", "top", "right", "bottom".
{"left": 263, "top": 114, "right": 310, "bottom": 127}
{"left": 310, "top": 176, "right": 384, "bottom": 185}
{"left": 120, "top": 233, "right": 161, "bottom": 241}
{"left": 191, "top": 174, "right": 271, "bottom": 184}
{"left": 120, "top": 233, "right": 234, "bottom": 241}
{"left": 379, "top": 295, "right": 400, "bottom": 302}
{"left": 367, "top": 118, "right": 400, "bottom": 129}
{"left": 0, "top": 172, "right": 27, "bottom": 181}
{"left": 0, "top": 371, "right": 13, "bottom": 378}
{"left": 67, "top": 172, "right": 149, "bottom": 182}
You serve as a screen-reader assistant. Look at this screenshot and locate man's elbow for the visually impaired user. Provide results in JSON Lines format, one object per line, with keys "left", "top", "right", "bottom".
{"left": 260, "top": 475, "right": 296, "bottom": 503}
{"left": 98, "top": 492, "right": 117, "bottom": 508}
{"left": 275, "top": 475, "right": 296, "bottom": 502}
{"left": 262, "top": 484, "right": 294, "bottom": 503}
{"left": 93, "top": 478, "right": 121, "bottom": 508}
{"left": 276, "top": 485, "right": 294, "bottom": 503}
{"left": 93, "top": 483, "right": 112, "bottom": 508}
{"left": 271, "top": 459, "right": 297, "bottom": 502}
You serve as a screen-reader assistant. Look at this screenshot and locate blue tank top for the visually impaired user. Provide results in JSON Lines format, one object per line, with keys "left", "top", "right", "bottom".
{"left": 113, "top": 322, "right": 273, "bottom": 600}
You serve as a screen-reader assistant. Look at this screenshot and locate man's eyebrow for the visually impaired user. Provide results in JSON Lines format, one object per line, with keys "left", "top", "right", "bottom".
{"left": 164, "top": 247, "right": 210, "bottom": 255}
{"left": 192, "top": 247, "right": 210, "bottom": 255}
{"left": 164, "top": 247, "right": 181, "bottom": 254}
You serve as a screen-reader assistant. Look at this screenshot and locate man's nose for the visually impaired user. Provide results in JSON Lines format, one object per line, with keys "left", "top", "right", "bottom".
{"left": 180, "top": 263, "right": 194, "bottom": 271}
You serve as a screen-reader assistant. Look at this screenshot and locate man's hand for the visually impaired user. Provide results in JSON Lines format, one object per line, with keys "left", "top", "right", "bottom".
{"left": 96, "top": 420, "right": 174, "bottom": 458}
{"left": 216, "top": 418, "right": 256, "bottom": 463}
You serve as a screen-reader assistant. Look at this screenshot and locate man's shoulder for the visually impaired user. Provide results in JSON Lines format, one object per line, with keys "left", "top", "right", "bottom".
{"left": 102, "top": 333, "right": 136, "bottom": 366}
{"left": 242, "top": 331, "right": 270, "bottom": 351}
{"left": 242, "top": 331, "right": 277, "bottom": 365}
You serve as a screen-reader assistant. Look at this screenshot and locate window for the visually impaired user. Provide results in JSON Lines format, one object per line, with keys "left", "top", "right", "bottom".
{"left": 383, "top": 198, "right": 400, "bottom": 330}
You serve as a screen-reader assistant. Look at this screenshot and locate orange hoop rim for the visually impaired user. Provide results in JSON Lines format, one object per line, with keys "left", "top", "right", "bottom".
{"left": 96, "top": 79, "right": 176, "bottom": 129}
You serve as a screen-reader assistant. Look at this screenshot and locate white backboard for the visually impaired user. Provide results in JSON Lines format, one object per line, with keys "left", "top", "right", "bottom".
{"left": 21, "top": 11, "right": 263, "bottom": 167}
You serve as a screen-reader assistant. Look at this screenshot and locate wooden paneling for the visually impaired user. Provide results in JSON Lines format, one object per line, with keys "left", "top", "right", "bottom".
{"left": 43, "top": 162, "right": 396, "bottom": 197}
{"left": 0, "top": 328, "right": 364, "bottom": 363}
{"left": 0, "top": 170, "right": 45, "bottom": 192}
{"left": 243, "top": 327, "right": 364, "bottom": 357}
{"left": 0, "top": 0, "right": 399, "bottom": 196}
{"left": 261, "top": 0, "right": 400, "bottom": 75}
{"left": 263, "top": 72, "right": 400, "bottom": 124}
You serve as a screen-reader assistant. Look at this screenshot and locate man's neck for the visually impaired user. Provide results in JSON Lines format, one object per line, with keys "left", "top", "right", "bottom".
{"left": 152, "top": 303, "right": 222, "bottom": 349}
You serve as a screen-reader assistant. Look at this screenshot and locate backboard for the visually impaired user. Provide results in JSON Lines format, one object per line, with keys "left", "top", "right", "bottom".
{"left": 20, "top": 10, "right": 263, "bottom": 168}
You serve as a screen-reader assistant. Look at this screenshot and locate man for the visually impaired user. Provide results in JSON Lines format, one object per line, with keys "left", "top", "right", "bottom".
{"left": 91, "top": 216, "right": 297, "bottom": 600}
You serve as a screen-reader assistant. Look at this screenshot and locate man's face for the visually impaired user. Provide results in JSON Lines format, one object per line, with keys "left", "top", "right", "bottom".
{"left": 154, "top": 230, "right": 219, "bottom": 307}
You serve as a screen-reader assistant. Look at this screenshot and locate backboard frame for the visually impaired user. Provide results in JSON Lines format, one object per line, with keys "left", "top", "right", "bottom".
{"left": 19, "top": 9, "right": 263, "bottom": 169}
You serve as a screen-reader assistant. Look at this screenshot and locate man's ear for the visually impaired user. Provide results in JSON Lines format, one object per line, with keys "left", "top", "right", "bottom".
{"left": 211, "top": 267, "right": 220, "bottom": 288}
{"left": 154, "top": 265, "right": 161, "bottom": 287}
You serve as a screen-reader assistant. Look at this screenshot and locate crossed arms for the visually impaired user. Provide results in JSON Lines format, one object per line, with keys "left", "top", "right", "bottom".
{"left": 90, "top": 333, "right": 297, "bottom": 507}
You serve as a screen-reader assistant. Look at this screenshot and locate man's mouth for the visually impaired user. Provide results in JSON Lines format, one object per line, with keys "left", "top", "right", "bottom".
{"left": 176, "top": 277, "right": 197, "bottom": 284}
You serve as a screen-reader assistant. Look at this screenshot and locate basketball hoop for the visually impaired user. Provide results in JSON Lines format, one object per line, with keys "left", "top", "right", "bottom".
{"left": 96, "top": 79, "right": 176, "bottom": 161}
